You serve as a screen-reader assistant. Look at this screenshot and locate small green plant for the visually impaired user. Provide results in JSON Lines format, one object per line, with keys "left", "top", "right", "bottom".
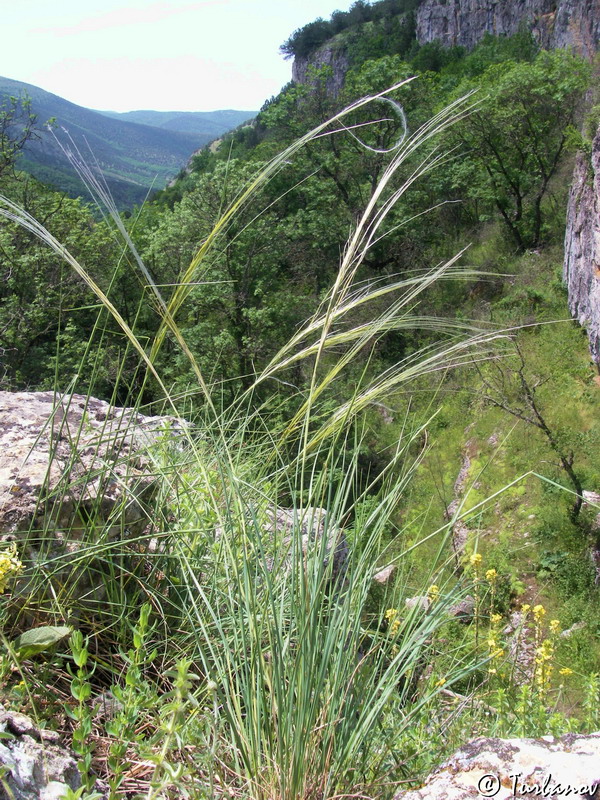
{"left": 67, "top": 631, "right": 95, "bottom": 793}
{"left": 583, "top": 673, "right": 600, "bottom": 730}
{"left": 145, "top": 659, "right": 198, "bottom": 799}
{"left": 104, "top": 602, "right": 156, "bottom": 798}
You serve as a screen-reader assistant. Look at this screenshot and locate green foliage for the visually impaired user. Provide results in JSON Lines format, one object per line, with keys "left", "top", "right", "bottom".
{"left": 280, "top": 0, "right": 420, "bottom": 60}
{"left": 0, "top": 180, "right": 124, "bottom": 394}
{"left": 67, "top": 631, "right": 96, "bottom": 792}
{"left": 0, "top": 94, "right": 39, "bottom": 180}
{"left": 2, "top": 17, "right": 600, "bottom": 799}
{"left": 446, "top": 50, "right": 590, "bottom": 250}
{"left": 12, "top": 626, "right": 71, "bottom": 659}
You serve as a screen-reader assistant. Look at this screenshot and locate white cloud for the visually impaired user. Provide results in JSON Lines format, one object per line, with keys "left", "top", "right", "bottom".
{"left": 32, "top": 1, "right": 225, "bottom": 37}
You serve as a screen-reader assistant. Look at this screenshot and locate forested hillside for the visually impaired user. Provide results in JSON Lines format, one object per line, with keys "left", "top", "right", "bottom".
{"left": 0, "top": 76, "right": 253, "bottom": 207}
{"left": 98, "top": 108, "right": 255, "bottom": 137}
{"left": 2, "top": 1, "right": 600, "bottom": 796}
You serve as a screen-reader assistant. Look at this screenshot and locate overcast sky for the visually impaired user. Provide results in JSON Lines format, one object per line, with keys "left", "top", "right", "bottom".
{"left": 2, "top": 0, "right": 350, "bottom": 113}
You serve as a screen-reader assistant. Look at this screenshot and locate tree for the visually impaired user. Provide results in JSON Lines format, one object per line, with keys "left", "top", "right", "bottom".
{"left": 0, "top": 179, "right": 121, "bottom": 394}
{"left": 448, "top": 50, "right": 590, "bottom": 251}
{"left": 142, "top": 160, "right": 318, "bottom": 397}
{"left": 477, "top": 342, "right": 584, "bottom": 520}
{"left": 0, "top": 95, "right": 39, "bottom": 183}
{"left": 280, "top": 19, "right": 333, "bottom": 60}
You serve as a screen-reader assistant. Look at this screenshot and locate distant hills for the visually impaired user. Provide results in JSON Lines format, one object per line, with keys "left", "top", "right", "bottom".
{"left": 98, "top": 109, "right": 254, "bottom": 138}
{"left": 0, "top": 76, "right": 255, "bottom": 208}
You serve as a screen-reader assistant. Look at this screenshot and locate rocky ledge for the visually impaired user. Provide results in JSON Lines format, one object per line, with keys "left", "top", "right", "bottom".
{"left": 0, "top": 391, "right": 349, "bottom": 614}
{"left": 395, "top": 732, "right": 600, "bottom": 799}
{"left": 0, "top": 391, "right": 187, "bottom": 537}
{"left": 0, "top": 391, "right": 187, "bottom": 615}
{"left": 0, "top": 704, "right": 99, "bottom": 800}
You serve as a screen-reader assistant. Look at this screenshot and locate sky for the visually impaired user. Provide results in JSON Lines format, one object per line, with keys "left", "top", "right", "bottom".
{"left": 1, "top": 0, "right": 351, "bottom": 113}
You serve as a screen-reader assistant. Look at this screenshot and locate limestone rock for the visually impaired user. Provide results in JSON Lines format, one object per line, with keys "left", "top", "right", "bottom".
{"left": 262, "top": 506, "right": 349, "bottom": 584}
{"left": 415, "top": 0, "right": 600, "bottom": 59}
{"left": 0, "top": 705, "right": 86, "bottom": 800}
{"left": 405, "top": 595, "right": 431, "bottom": 611}
{"left": 561, "top": 620, "right": 587, "bottom": 638}
{"left": 0, "top": 391, "right": 187, "bottom": 612}
{"left": 0, "top": 391, "right": 186, "bottom": 536}
{"left": 448, "top": 594, "right": 476, "bottom": 621}
{"left": 395, "top": 732, "right": 600, "bottom": 799}
{"left": 292, "top": 41, "right": 350, "bottom": 97}
{"left": 373, "top": 564, "right": 396, "bottom": 584}
{"left": 564, "top": 137, "right": 600, "bottom": 363}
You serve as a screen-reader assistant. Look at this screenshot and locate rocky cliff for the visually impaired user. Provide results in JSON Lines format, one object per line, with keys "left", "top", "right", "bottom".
{"left": 291, "top": 40, "right": 350, "bottom": 98}
{"left": 415, "top": 0, "right": 600, "bottom": 58}
{"left": 564, "top": 133, "right": 600, "bottom": 363}
{"left": 292, "top": 1, "right": 600, "bottom": 97}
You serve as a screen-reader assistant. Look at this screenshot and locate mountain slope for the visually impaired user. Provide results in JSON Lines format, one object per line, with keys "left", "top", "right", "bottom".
{"left": 98, "top": 109, "right": 255, "bottom": 137}
{"left": 0, "top": 77, "right": 245, "bottom": 207}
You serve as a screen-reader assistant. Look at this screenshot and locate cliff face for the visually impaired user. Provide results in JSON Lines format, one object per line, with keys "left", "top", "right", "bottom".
{"left": 292, "top": 0, "right": 600, "bottom": 97}
{"left": 564, "top": 134, "right": 600, "bottom": 363}
{"left": 415, "top": 0, "right": 600, "bottom": 58}
{"left": 292, "top": 42, "right": 350, "bottom": 98}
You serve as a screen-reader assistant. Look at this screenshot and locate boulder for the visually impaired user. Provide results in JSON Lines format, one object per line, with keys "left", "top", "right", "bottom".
{"left": 405, "top": 595, "right": 431, "bottom": 612}
{"left": 262, "top": 506, "right": 349, "bottom": 585}
{"left": 0, "top": 391, "right": 187, "bottom": 614}
{"left": 448, "top": 594, "right": 476, "bottom": 621}
{"left": 395, "top": 732, "right": 600, "bottom": 800}
{"left": 0, "top": 391, "right": 186, "bottom": 537}
{"left": 0, "top": 705, "right": 89, "bottom": 800}
{"left": 373, "top": 564, "right": 396, "bottom": 585}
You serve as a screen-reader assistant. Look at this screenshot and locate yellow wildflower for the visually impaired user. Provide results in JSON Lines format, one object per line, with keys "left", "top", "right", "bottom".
{"left": 0, "top": 544, "right": 23, "bottom": 593}
{"left": 559, "top": 668, "right": 573, "bottom": 676}
{"left": 549, "top": 619, "right": 560, "bottom": 634}
{"left": 521, "top": 604, "right": 531, "bottom": 615}
{"left": 536, "top": 641, "right": 553, "bottom": 660}
{"left": 470, "top": 553, "right": 482, "bottom": 568}
{"left": 491, "top": 613, "right": 502, "bottom": 625}
{"left": 385, "top": 608, "right": 400, "bottom": 636}
{"left": 533, "top": 604, "right": 546, "bottom": 620}
{"left": 427, "top": 584, "right": 440, "bottom": 602}
{"left": 485, "top": 568, "right": 497, "bottom": 582}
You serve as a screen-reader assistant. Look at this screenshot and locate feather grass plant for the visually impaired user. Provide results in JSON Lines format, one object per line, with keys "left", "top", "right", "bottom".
{"left": 0, "top": 87, "right": 512, "bottom": 798}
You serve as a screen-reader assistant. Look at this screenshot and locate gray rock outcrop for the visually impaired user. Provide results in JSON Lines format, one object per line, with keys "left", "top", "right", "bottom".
{"left": 395, "top": 732, "right": 600, "bottom": 799}
{"left": 291, "top": 1, "right": 600, "bottom": 107}
{"left": 0, "top": 391, "right": 187, "bottom": 610}
{"left": 262, "top": 505, "right": 349, "bottom": 584}
{"left": 291, "top": 41, "right": 350, "bottom": 97}
{"left": 564, "top": 133, "right": 600, "bottom": 363}
{"left": 0, "top": 391, "right": 186, "bottom": 536}
{"left": 415, "top": 0, "right": 600, "bottom": 59}
{"left": 0, "top": 705, "right": 83, "bottom": 800}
